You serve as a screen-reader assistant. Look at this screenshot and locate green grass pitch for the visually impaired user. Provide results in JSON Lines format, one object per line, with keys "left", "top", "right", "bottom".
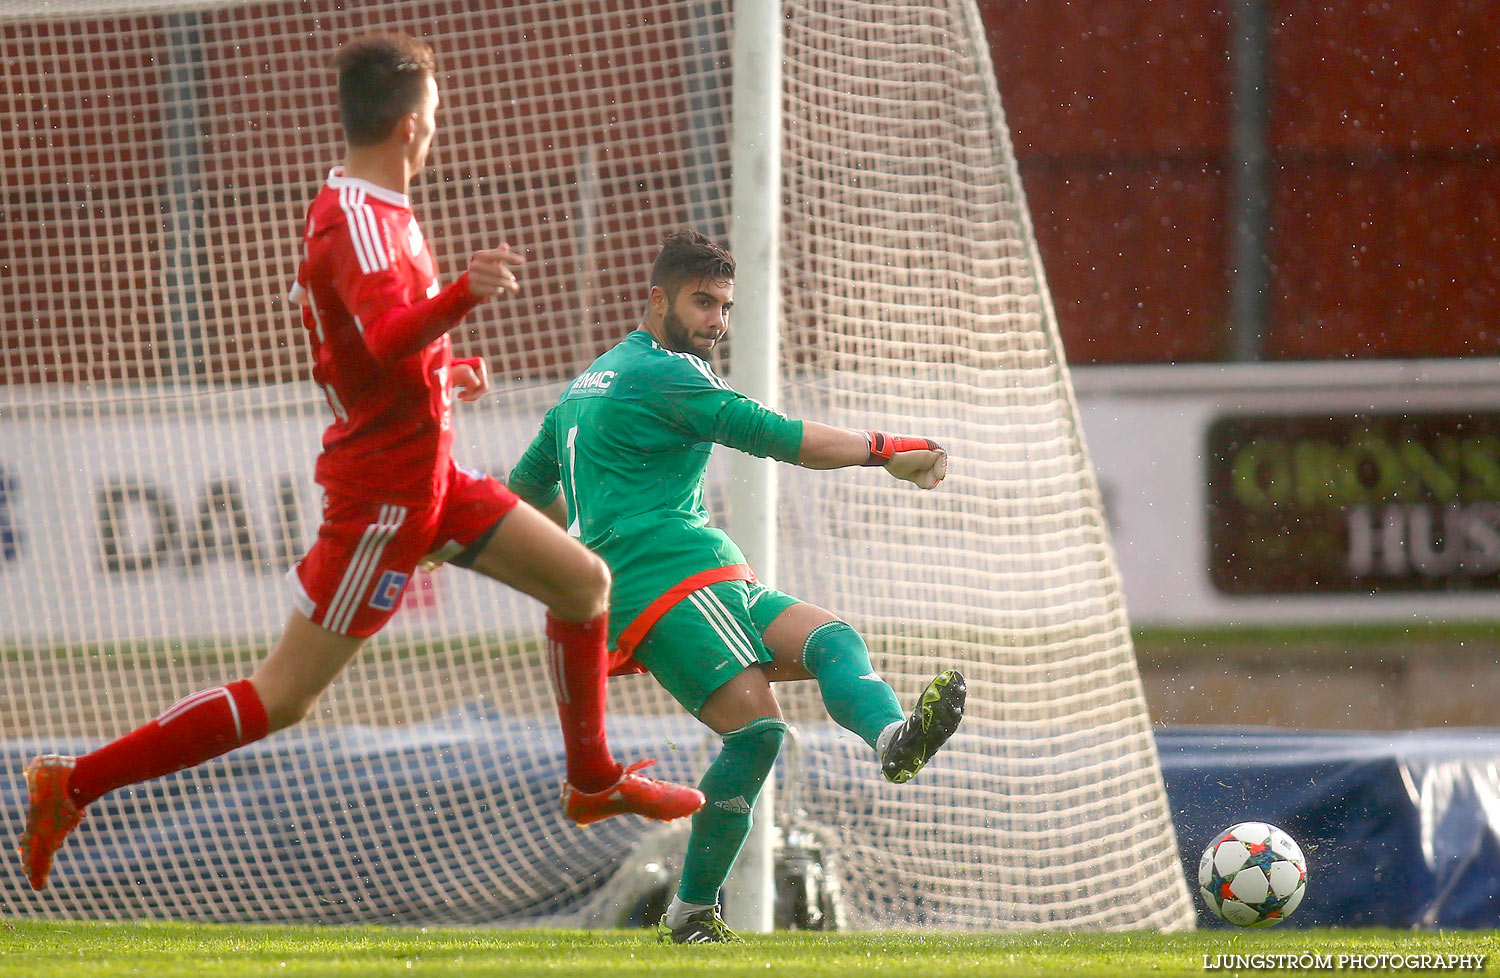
{"left": 2, "top": 922, "right": 1497, "bottom": 978}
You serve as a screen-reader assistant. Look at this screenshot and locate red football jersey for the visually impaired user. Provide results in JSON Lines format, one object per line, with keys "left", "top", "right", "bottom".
{"left": 292, "top": 168, "right": 461, "bottom": 505}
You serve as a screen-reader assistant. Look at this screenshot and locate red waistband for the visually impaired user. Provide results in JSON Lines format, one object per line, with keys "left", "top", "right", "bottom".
{"left": 614, "top": 563, "right": 757, "bottom": 656}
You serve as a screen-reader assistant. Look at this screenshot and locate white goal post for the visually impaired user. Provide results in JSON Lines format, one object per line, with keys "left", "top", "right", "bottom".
{"left": 0, "top": 0, "right": 1195, "bottom": 931}
{"left": 722, "top": 0, "right": 784, "bottom": 934}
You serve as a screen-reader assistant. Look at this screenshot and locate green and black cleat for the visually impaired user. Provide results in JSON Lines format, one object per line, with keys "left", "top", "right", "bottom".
{"left": 881, "top": 668, "right": 966, "bottom": 784}
{"left": 656, "top": 908, "right": 744, "bottom": 944}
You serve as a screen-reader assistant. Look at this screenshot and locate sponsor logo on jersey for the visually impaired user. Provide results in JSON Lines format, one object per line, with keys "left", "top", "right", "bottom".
{"left": 368, "top": 569, "right": 409, "bottom": 611}
{"left": 571, "top": 370, "right": 617, "bottom": 393}
{"left": 406, "top": 219, "right": 425, "bottom": 257}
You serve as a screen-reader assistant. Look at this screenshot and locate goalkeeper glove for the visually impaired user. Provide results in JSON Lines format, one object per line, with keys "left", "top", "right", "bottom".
{"left": 864, "top": 431, "right": 948, "bottom": 489}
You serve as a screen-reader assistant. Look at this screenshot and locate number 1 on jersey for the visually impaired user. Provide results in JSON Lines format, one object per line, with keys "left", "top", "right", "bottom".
{"left": 564, "top": 425, "right": 581, "bottom": 538}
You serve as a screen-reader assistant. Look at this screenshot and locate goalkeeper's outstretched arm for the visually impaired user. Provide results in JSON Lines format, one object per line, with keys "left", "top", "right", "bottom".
{"left": 798, "top": 421, "right": 948, "bottom": 489}
{"left": 704, "top": 395, "right": 946, "bottom": 490}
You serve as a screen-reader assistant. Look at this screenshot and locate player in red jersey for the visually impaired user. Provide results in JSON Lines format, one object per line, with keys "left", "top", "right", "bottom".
{"left": 17, "top": 33, "right": 702, "bottom": 893}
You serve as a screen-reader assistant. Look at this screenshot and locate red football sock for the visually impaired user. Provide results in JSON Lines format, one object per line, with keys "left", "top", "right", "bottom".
{"left": 545, "top": 613, "right": 623, "bottom": 792}
{"left": 68, "top": 678, "right": 270, "bottom": 808}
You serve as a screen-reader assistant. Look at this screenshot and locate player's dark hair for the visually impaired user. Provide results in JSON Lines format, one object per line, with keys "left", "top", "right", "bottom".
{"left": 650, "top": 229, "right": 735, "bottom": 294}
{"left": 336, "top": 33, "right": 436, "bottom": 146}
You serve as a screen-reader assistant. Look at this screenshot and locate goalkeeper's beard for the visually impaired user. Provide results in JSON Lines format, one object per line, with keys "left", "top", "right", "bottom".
{"left": 661, "top": 307, "right": 715, "bottom": 360}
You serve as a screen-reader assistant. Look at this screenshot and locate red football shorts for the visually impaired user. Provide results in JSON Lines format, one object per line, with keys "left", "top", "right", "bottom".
{"left": 287, "top": 462, "right": 520, "bottom": 637}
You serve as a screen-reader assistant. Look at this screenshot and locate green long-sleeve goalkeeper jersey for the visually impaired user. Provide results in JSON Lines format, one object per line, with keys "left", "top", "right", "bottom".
{"left": 508, "top": 329, "right": 804, "bottom": 649}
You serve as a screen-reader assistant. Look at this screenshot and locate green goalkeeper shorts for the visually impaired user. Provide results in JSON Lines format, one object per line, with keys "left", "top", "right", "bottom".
{"left": 632, "top": 580, "right": 801, "bottom": 716}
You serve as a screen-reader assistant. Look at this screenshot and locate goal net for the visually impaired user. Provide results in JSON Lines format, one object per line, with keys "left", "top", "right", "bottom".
{"left": 0, "top": 0, "right": 1195, "bottom": 930}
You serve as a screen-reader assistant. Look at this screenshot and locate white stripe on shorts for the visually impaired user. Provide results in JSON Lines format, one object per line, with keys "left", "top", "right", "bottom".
{"left": 324, "top": 504, "right": 407, "bottom": 634}
{"left": 285, "top": 564, "right": 317, "bottom": 618}
{"left": 323, "top": 506, "right": 386, "bottom": 629}
{"left": 704, "top": 589, "right": 763, "bottom": 666}
{"left": 688, "top": 588, "right": 758, "bottom": 668}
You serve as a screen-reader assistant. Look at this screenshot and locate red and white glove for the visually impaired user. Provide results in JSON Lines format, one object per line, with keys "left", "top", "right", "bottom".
{"left": 863, "top": 431, "right": 948, "bottom": 489}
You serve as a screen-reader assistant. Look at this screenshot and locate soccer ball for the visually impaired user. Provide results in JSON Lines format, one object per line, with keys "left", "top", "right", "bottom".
{"left": 1198, "top": 821, "right": 1308, "bottom": 927}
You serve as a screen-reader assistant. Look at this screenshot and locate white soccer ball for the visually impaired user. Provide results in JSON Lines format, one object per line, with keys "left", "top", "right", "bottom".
{"left": 1197, "top": 821, "right": 1308, "bottom": 927}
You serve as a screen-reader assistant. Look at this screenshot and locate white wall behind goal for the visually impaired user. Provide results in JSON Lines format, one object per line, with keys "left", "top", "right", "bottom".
{"left": 0, "top": 386, "right": 547, "bottom": 648}
{"left": 0, "top": 383, "right": 825, "bottom": 650}
{"left": 11, "top": 361, "right": 1496, "bottom": 645}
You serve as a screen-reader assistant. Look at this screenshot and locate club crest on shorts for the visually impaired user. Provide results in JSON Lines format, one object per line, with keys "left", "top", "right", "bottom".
{"left": 368, "top": 570, "right": 409, "bottom": 611}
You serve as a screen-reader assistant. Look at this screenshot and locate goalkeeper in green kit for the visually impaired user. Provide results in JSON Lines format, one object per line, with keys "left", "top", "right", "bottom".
{"left": 509, "top": 229, "right": 965, "bottom": 944}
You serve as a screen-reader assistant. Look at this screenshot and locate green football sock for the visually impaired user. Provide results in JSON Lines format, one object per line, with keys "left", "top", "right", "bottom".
{"left": 802, "top": 620, "right": 906, "bottom": 751}
{"left": 677, "top": 717, "right": 787, "bottom": 906}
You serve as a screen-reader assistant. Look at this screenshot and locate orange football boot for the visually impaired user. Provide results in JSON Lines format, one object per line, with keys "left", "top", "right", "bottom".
{"left": 18, "top": 754, "right": 85, "bottom": 891}
{"left": 562, "top": 758, "right": 705, "bottom": 826}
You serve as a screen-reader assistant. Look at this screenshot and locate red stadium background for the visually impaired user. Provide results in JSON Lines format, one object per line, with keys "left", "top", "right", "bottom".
{"left": 987, "top": 0, "right": 1500, "bottom": 362}
{"left": 2, "top": 0, "right": 724, "bottom": 387}
{"left": 4, "top": 0, "right": 1497, "bottom": 385}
